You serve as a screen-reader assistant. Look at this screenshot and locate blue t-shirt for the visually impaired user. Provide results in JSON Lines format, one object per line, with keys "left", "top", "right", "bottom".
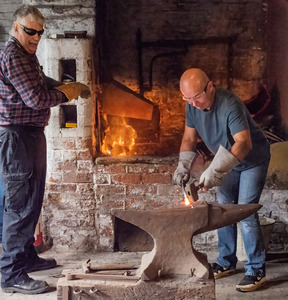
{"left": 186, "top": 87, "right": 270, "bottom": 170}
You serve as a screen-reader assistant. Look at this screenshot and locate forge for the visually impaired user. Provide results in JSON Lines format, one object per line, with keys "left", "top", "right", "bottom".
{"left": 57, "top": 203, "right": 261, "bottom": 300}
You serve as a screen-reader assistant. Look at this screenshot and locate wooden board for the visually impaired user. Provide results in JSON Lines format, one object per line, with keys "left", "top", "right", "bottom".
{"left": 57, "top": 271, "right": 215, "bottom": 300}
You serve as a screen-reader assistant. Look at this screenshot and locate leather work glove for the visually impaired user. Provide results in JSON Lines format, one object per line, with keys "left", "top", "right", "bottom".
{"left": 55, "top": 82, "right": 90, "bottom": 101}
{"left": 199, "top": 145, "right": 239, "bottom": 189}
{"left": 173, "top": 151, "right": 197, "bottom": 186}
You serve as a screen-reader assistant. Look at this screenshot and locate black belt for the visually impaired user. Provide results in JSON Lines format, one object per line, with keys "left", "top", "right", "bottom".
{"left": 0, "top": 125, "right": 44, "bottom": 133}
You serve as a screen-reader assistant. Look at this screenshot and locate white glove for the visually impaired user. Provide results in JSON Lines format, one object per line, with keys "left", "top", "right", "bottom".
{"left": 199, "top": 145, "right": 239, "bottom": 188}
{"left": 173, "top": 151, "right": 197, "bottom": 186}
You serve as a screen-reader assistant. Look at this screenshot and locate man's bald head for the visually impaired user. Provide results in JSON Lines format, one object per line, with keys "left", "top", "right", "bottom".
{"left": 179, "top": 68, "right": 214, "bottom": 110}
{"left": 180, "top": 68, "right": 209, "bottom": 95}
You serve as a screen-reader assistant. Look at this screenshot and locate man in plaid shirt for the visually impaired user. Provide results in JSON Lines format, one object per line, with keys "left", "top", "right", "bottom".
{"left": 0, "top": 5, "right": 89, "bottom": 295}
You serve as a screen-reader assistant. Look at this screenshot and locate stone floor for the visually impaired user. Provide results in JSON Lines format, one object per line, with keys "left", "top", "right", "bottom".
{"left": 0, "top": 250, "right": 287, "bottom": 299}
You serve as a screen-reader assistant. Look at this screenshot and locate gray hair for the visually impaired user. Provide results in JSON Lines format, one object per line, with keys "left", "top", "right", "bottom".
{"left": 10, "top": 5, "right": 44, "bottom": 36}
{"left": 13, "top": 5, "right": 44, "bottom": 23}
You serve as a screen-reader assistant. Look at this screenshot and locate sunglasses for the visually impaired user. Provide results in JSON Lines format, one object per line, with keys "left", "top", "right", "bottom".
{"left": 16, "top": 23, "right": 44, "bottom": 37}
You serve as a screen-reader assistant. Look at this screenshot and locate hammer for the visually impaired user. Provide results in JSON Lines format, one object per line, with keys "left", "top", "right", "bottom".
{"left": 183, "top": 180, "right": 201, "bottom": 202}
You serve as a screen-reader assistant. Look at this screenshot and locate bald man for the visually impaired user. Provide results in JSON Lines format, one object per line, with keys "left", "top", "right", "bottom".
{"left": 173, "top": 68, "right": 270, "bottom": 292}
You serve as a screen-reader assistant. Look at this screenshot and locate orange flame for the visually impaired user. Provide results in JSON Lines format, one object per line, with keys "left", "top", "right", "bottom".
{"left": 182, "top": 193, "right": 195, "bottom": 208}
{"left": 184, "top": 194, "right": 191, "bottom": 206}
{"left": 101, "top": 116, "right": 137, "bottom": 156}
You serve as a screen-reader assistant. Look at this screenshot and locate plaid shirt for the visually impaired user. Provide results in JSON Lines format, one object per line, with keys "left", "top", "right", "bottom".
{"left": 0, "top": 37, "right": 67, "bottom": 127}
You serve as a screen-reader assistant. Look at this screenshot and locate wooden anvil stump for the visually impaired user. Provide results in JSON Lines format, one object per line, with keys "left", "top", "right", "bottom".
{"left": 112, "top": 203, "right": 262, "bottom": 281}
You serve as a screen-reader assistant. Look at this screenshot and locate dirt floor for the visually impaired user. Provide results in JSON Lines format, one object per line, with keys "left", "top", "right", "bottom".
{"left": 0, "top": 249, "right": 287, "bottom": 299}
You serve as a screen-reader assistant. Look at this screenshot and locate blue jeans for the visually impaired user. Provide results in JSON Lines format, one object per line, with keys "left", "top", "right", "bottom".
{"left": 216, "top": 158, "right": 270, "bottom": 277}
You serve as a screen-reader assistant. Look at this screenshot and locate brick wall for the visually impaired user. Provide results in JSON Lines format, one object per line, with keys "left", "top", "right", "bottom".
{"left": 37, "top": 37, "right": 97, "bottom": 253}
{"left": 95, "top": 156, "right": 178, "bottom": 251}
{"left": 94, "top": 155, "right": 217, "bottom": 252}
{"left": 42, "top": 148, "right": 288, "bottom": 255}
{"left": 93, "top": 155, "right": 288, "bottom": 255}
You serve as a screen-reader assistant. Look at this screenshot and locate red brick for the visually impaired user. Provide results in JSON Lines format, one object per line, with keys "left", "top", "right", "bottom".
{"left": 46, "top": 192, "right": 62, "bottom": 204}
{"left": 80, "top": 198, "right": 96, "bottom": 210}
{"left": 78, "top": 193, "right": 96, "bottom": 201}
{"left": 48, "top": 161, "right": 63, "bottom": 172}
{"left": 47, "top": 172, "right": 62, "bottom": 184}
{"left": 97, "top": 196, "right": 125, "bottom": 213}
{"left": 77, "top": 160, "right": 95, "bottom": 172}
{"left": 46, "top": 183, "right": 77, "bottom": 193}
{"left": 142, "top": 173, "right": 171, "bottom": 184}
{"left": 98, "top": 225, "right": 114, "bottom": 240}
{"left": 95, "top": 185, "right": 126, "bottom": 196}
{"left": 126, "top": 165, "right": 158, "bottom": 174}
{"left": 126, "top": 184, "right": 157, "bottom": 196}
{"left": 124, "top": 196, "right": 150, "bottom": 210}
{"left": 95, "top": 174, "right": 110, "bottom": 185}
{"left": 63, "top": 171, "right": 93, "bottom": 183}
{"left": 157, "top": 184, "right": 181, "bottom": 196}
{"left": 76, "top": 183, "right": 95, "bottom": 193}
{"left": 55, "top": 210, "right": 95, "bottom": 227}
{"left": 76, "top": 138, "right": 92, "bottom": 149}
{"left": 111, "top": 174, "right": 141, "bottom": 184}
{"left": 95, "top": 164, "right": 126, "bottom": 174}
{"left": 77, "top": 149, "right": 93, "bottom": 160}
{"left": 62, "top": 161, "right": 77, "bottom": 171}
{"left": 52, "top": 138, "right": 76, "bottom": 150}
{"left": 58, "top": 193, "right": 82, "bottom": 210}
{"left": 63, "top": 151, "right": 77, "bottom": 161}
{"left": 158, "top": 164, "right": 177, "bottom": 173}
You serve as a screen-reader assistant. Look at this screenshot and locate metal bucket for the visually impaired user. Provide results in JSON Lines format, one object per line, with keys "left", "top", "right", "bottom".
{"left": 237, "top": 216, "right": 275, "bottom": 262}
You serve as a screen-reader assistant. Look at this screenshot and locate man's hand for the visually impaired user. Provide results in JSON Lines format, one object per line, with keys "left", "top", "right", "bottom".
{"left": 173, "top": 151, "right": 197, "bottom": 186}
{"left": 199, "top": 145, "right": 239, "bottom": 189}
{"left": 55, "top": 82, "right": 90, "bottom": 101}
{"left": 199, "top": 168, "right": 226, "bottom": 189}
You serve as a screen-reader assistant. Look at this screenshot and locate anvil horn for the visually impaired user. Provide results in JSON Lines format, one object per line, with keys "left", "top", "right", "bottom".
{"left": 112, "top": 203, "right": 262, "bottom": 281}
{"left": 197, "top": 203, "right": 262, "bottom": 234}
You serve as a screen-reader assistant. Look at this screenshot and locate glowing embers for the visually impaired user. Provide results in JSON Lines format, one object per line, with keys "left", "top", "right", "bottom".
{"left": 101, "top": 115, "right": 137, "bottom": 156}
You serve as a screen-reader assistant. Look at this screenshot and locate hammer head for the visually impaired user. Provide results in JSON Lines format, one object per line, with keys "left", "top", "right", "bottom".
{"left": 184, "top": 181, "right": 199, "bottom": 202}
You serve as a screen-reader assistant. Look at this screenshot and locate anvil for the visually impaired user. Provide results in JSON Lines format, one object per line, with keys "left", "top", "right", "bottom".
{"left": 112, "top": 203, "right": 262, "bottom": 281}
